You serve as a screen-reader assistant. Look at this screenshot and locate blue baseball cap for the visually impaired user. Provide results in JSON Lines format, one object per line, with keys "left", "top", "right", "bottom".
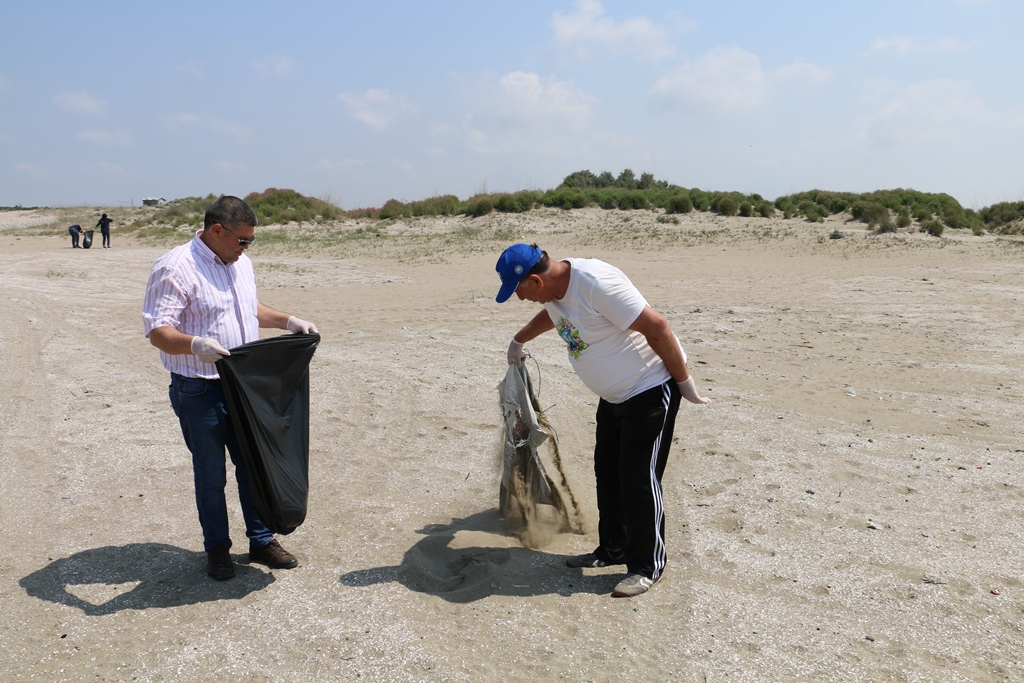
{"left": 495, "top": 243, "right": 542, "bottom": 303}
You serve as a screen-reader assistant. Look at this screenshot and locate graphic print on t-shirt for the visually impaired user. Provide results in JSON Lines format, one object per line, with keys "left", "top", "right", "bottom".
{"left": 556, "top": 317, "right": 589, "bottom": 359}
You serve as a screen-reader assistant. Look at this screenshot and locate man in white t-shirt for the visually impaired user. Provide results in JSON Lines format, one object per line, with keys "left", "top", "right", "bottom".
{"left": 495, "top": 243, "right": 708, "bottom": 597}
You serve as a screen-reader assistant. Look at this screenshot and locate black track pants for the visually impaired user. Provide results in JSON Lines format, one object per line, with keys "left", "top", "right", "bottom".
{"left": 592, "top": 380, "right": 681, "bottom": 579}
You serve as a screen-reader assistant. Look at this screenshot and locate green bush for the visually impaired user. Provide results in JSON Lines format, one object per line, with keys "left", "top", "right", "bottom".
{"left": 561, "top": 170, "right": 599, "bottom": 188}
{"left": 941, "top": 206, "right": 968, "bottom": 229}
{"left": 245, "top": 188, "right": 342, "bottom": 224}
{"left": 345, "top": 207, "right": 380, "bottom": 219}
{"left": 799, "top": 200, "right": 826, "bottom": 222}
{"left": 825, "top": 196, "right": 851, "bottom": 213}
{"left": 713, "top": 196, "right": 739, "bottom": 216}
{"left": 980, "top": 201, "right": 1024, "bottom": 228}
{"left": 466, "top": 197, "right": 494, "bottom": 217}
{"left": 615, "top": 169, "right": 638, "bottom": 189}
{"left": 130, "top": 190, "right": 345, "bottom": 231}
{"left": 666, "top": 194, "right": 693, "bottom": 214}
{"left": 378, "top": 199, "right": 411, "bottom": 220}
{"left": 851, "top": 200, "right": 889, "bottom": 226}
{"left": 921, "top": 219, "right": 945, "bottom": 237}
{"left": 129, "top": 194, "right": 216, "bottom": 230}
{"left": 544, "top": 189, "right": 589, "bottom": 210}
{"left": 756, "top": 201, "right": 775, "bottom": 218}
{"left": 875, "top": 214, "right": 897, "bottom": 233}
{"left": 689, "top": 189, "right": 712, "bottom": 212}
{"left": 560, "top": 168, "right": 671, "bottom": 192}
{"left": 617, "top": 191, "right": 651, "bottom": 210}
{"left": 738, "top": 202, "right": 753, "bottom": 217}
{"left": 495, "top": 191, "right": 536, "bottom": 213}
{"left": 411, "top": 194, "right": 461, "bottom": 216}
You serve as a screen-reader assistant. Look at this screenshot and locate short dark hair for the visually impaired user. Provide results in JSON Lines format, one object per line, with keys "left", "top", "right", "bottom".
{"left": 204, "top": 195, "right": 257, "bottom": 230}
{"left": 528, "top": 244, "right": 550, "bottom": 276}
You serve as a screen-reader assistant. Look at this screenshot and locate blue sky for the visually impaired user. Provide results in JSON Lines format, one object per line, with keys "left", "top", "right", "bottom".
{"left": 2, "top": 0, "right": 1020, "bottom": 209}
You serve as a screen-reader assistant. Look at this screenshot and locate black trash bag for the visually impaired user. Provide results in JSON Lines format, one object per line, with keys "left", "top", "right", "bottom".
{"left": 216, "top": 333, "right": 320, "bottom": 534}
{"left": 82, "top": 230, "right": 94, "bottom": 249}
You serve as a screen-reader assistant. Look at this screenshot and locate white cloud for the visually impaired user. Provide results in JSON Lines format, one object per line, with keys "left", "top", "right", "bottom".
{"left": 207, "top": 119, "right": 254, "bottom": 142}
{"left": 650, "top": 47, "right": 831, "bottom": 115}
{"left": 14, "top": 163, "right": 49, "bottom": 180}
{"left": 860, "top": 79, "right": 989, "bottom": 147}
{"left": 53, "top": 90, "right": 106, "bottom": 116}
{"left": 165, "top": 112, "right": 252, "bottom": 142}
{"left": 338, "top": 89, "right": 417, "bottom": 131}
{"left": 167, "top": 112, "right": 201, "bottom": 126}
{"left": 489, "top": 71, "right": 596, "bottom": 127}
{"left": 551, "top": 0, "right": 677, "bottom": 62}
{"left": 314, "top": 158, "right": 365, "bottom": 170}
{"left": 868, "top": 35, "right": 973, "bottom": 56}
{"left": 464, "top": 71, "right": 598, "bottom": 156}
{"left": 650, "top": 47, "right": 769, "bottom": 114}
{"left": 91, "top": 161, "right": 127, "bottom": 174}
{"left": 392, "top": 158, "right": 413, "bottom": 172}
{"left": 772, "top": 59, "right": 833, "bottom": 86}
{"left": 77, "top": 129, "right": 134, "bottom": 147}
{"left": 213, "top": 160, "right": 246, "bottom": 172}
{"left": 176, "top": 60, "right": 208, "bottom": 82}
{"left": 251, "top": 56, "right": 297, "bottom": 78}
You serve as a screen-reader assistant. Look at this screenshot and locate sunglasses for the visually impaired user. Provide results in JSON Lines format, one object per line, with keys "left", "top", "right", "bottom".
{"left": 223, "top": 225, "right": 256, "bottom": 247}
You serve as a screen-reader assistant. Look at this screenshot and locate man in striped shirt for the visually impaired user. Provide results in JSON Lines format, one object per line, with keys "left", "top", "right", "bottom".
{"left": 142, "top": 195, "right": 318, "bottom": 580}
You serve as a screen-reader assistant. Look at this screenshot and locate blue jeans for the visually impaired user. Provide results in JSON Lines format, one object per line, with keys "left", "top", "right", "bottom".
{"left": 168, "top": 373, "right": 274, "bottom": 552}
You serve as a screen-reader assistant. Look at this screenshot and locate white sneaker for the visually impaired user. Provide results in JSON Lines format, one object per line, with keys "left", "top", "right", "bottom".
{"left": 612, "top": 573, "right": 656, "bottom": 597}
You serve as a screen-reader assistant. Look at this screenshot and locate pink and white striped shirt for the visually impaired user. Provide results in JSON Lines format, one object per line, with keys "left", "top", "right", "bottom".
{"left": 142, "top": 231, "right": 259, "bottom": 379}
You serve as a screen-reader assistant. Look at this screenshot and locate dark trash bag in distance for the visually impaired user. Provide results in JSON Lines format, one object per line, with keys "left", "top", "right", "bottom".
{"left": 216, "top": 333, "right": 320, "bottom": 535}
{"left": 82, "top": 230, "right": 94, "bottom": 249}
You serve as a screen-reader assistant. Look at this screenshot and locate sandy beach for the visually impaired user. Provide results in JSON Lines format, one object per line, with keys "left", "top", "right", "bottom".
{"left": 2, "top": 207, "right": 1023, "bottom": 682}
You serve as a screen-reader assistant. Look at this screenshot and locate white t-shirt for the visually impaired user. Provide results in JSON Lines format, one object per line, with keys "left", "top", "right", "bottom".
{"left": 543, "top": 258, "right": 671, "bottom": 403}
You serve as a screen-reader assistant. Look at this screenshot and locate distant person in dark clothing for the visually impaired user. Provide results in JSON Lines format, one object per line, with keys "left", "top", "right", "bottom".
{"left": 68, "top": 224, "right": 82, "bottom": 248}
{"left": 97, "top": 213, "right": 113, "bottom": 248}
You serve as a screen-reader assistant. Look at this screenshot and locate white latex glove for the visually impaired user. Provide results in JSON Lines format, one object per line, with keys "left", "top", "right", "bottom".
{"left": 191, "top": 336, "right": 230, "bottom": 364}
{"left": 507, "top": 339, "right": 525, "bottom": 367}
{"left": 287, "top": 316, "right": 319, "bottom": 334}
{"left": 677, "top": 376, "right": 710, "bottom": 405}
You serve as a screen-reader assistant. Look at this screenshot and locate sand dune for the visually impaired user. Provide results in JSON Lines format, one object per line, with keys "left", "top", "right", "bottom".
{"left": 2, "top": 208, "right": 1022, "bottom": 681}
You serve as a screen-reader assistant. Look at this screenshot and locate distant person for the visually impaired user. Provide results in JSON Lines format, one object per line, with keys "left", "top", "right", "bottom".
{"left": 495, "top": 243, "right": 709, "bottom": 598}
{"left": 96, "top": 213, "right": 113, "bottom": 248}
{"left": 68, "top": 224, "right": 82, "bottom": 248}
{"left": 142, "top": 195, "right": 319, "bottom": 581}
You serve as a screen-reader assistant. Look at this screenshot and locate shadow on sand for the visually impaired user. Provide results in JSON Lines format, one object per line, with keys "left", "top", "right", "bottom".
{"left": 340, "top": 509, "right": 617, "bottom": 603}
{"left": 19, "top": 542, "right": 275, "bottom": 615}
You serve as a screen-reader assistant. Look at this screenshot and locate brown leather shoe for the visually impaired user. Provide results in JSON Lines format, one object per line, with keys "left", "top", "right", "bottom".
{"left": 249, "top": 539, "right": 298, "bottom": 569}
{"left": 207, "top": 546, "right": 236, "bottom": 580}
